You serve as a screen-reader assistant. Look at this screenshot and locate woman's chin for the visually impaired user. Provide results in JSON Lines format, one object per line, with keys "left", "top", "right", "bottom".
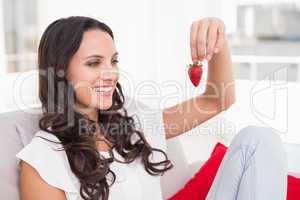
{"left": 95, "top": 101, "right": 113, "bottom": 110}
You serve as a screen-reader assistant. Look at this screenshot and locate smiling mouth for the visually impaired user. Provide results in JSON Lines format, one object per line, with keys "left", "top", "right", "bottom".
{"left": 92, "top": 86, "right": 114, "bottom": 97}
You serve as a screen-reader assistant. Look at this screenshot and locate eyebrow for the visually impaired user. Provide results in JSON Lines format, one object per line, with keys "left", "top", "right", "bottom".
{"left": 85, "top": 52, "right": 119, "bottom": 60}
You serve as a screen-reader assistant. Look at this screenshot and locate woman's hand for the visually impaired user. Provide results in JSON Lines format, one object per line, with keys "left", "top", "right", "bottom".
{"left": 190, "top": 18, "right": 226, "bottom": 63}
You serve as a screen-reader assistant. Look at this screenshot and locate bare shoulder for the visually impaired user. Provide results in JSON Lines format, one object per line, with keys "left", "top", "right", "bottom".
{"left": 19, "top": 160, "right": 67, "bottom": 200}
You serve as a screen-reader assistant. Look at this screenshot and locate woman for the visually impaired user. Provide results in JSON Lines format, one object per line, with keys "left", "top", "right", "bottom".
{"left": 16, "top": 16, "right": 287, "bottom": 200}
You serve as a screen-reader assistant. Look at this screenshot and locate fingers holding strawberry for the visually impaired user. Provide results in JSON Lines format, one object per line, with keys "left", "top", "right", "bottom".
{"left": 190, "top": 18, "right": 226, "bottom": 63}
{"left": 187, "top": 18, "right": 226, "bottom": 87}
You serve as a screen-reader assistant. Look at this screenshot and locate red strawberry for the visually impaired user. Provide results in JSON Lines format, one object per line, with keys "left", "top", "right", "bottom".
{"left": 188, "top": 63, "right": 203, "bottom": 87}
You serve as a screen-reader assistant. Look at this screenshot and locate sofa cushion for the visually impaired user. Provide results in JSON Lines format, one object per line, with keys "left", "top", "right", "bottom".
{"left": 168, "top": 142, "right": 227, "bottom": 200}
{"left": 0, "top": 109, "right": 41, "bottom": 200}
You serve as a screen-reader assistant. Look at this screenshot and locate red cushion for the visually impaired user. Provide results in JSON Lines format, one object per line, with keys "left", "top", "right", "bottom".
{"left": 288, "top": 175, "right": 300, "bottom": 200}
{"left": 168, "top": 142, "right": 300, "bottom": 200}
{"left": 168, "top": 143, "right": 227, "bottom": 200}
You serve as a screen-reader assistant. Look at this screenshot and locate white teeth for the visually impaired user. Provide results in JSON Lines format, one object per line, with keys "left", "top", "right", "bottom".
{"left": 94, "top": 87, "right": 113, "bottom": 92}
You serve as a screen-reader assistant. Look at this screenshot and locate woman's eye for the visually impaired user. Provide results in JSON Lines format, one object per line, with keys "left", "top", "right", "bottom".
{"left": 112, "top": 60, "right": 119, "bottom": 65}
{"left": 87, "top": 61, "right": 100, "bottom": 67}
{"left": 86, "top": 60, "right": 118, "bottom": 67}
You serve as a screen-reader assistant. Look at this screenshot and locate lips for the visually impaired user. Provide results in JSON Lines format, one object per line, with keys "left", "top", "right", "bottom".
{"left": 92, "top": 85, "right": 115, "bottom": 97}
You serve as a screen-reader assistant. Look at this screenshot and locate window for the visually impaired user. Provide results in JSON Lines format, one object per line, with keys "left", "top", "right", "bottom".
{"left": 223, "top": 0, "right": 300, "bottom": 82}
{"left": 2, "top": 0, "right": 38, "bottom": 73}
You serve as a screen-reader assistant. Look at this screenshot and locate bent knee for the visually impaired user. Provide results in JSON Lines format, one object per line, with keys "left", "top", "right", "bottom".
{"left": 233, "top": 126, "right": 283, "bottom": 148}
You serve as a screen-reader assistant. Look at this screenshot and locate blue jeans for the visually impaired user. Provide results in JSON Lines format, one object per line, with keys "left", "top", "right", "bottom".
{"left": 206, "top": 126, "right": 288, "bottom": 200}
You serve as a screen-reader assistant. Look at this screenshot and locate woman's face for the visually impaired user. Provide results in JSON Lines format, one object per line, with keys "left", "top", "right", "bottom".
{"left": 67, "top": 29, "right": 119, "bottom": 117}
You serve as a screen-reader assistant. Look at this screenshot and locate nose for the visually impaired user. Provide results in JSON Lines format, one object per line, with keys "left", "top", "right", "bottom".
{"left": 97, "top": 65, "right": 119, "bottom": 83}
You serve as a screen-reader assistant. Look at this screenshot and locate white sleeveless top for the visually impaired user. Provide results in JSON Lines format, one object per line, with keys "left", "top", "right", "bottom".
{"left": 16, "top": 100, "right": 168, "bottom": 200}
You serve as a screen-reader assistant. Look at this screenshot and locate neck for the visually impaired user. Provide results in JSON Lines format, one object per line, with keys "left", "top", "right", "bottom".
{"left": 74, "top": 102, "right": 98, "bottom": 122}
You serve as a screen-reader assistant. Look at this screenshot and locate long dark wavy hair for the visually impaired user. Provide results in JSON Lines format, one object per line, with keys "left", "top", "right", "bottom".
{"left": 37, "top": 16, "right": 173, "bottom": 200}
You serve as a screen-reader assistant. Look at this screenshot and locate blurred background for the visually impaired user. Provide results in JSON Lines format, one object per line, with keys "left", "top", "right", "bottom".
{"left": 1, "top": 0, "right": 300, "bottom": 81}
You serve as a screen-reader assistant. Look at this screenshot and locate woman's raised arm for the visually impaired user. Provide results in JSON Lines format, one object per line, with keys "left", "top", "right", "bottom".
{"left": 163, "top": 18, "right": 236, "bottom": 140}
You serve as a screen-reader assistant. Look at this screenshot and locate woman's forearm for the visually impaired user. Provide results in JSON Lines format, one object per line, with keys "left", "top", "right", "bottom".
{"left": 203, "top": 38, "right": 236, "bottom": 110}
